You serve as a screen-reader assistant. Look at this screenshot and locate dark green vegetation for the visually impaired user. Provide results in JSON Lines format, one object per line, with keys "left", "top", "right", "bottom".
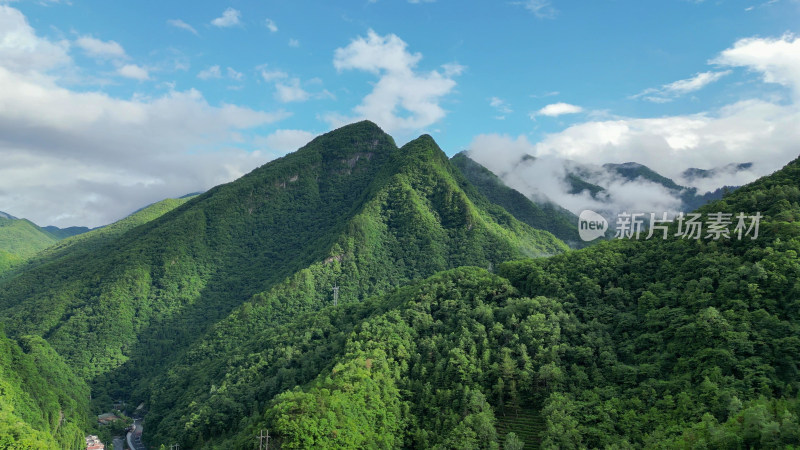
{"left": 451, "top": 152, "right": 582, "bottom": 247}
{"left": 0, "top": 121, "right": 566, "bottom": 447}
{"left": 206, "top": 155, "right": 800, "bottom": 448}
{"left": 1, "top": 120, "right": 797, "bottom": 448}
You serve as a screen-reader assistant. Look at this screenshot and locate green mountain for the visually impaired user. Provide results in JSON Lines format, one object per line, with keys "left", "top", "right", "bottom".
{"left": 0, "top": 211, "right": 93, "bottom": 274}
{"left": 0, "top": 121, "right": 566, "bottom": 446}
{"left": 213, "top": 154, "right": 800, "bottom": 448}
{"left": 451, "top": 152, "right": 582, "bottom": 247}
{"left": 6, "top": 120, "right": 794, "bottom": 448}
{"left": 0, "top": 215, "right": 59, "bottom": 273}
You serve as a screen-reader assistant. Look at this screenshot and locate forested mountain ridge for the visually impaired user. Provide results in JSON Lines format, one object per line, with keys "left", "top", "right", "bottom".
{"left": 450, "top": 152, "right": 582, "bottom": 247}
{"left": 0, "top": 213, "right": 92, "bottom": 274}
{"left": 0, "top": 215, "right": 59, "bottom": 274}
{"left": 0, "top": 121, "right": 566, "bottom": 446}
{"left": 197, "top": 155, "right": 800, "bottom": 448}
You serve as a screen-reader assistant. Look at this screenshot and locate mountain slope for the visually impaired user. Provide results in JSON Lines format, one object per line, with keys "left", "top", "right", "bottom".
{"left": 0, "top": 121, "right": 566, "bottom": 445}
{"left": 0, "top": 216, "right": 58, "bottom": 272}
{"left": 451, "top": 152, "right": 581, "bottom": 246}
{"left": 0, "top": 330, "right": 90, "bottom": 449}
{"left": 197, "top": 154, "right": 800, "bottom": 448}
{"left": 128, "top": 129, "right": 566, "bottom": 446}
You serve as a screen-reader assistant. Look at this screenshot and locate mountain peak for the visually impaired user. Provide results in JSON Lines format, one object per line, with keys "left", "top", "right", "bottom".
{"left": 398, "top": 133, "right": 449, "bottom": 166}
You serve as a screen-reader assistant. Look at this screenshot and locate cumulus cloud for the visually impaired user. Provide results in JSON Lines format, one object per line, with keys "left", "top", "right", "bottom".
{"left": 331, "top": 29, "right": 459, "bottom": 134}
{"left": 75, "top": 36, "right": 126, "bottom": 59}
{"left": 117, "top": 64, "right": 148, "bottom": 80}
{"left": 288, "top": 38, "right": 300, "bottom": 48}
{"left": 468, "top": 34, "right": 800, "bottom": 219}
{"left": 534, "top": 102, "right": 584, "bottom": 117}
{"left": 265, "top": 18, "right": 278, "bottom": 33}
{"left": 167, "top": 19, "right": 198, "bottom": 35}
{"left": 469, "top": 100, "right": 800, "bottom": 217}
{"left": 713, "top": 33, "right": 800, "bottom": 95}
{"left": 0, "top": 5, "right": 71, "bottom": 72}
{"left": 632, "top": 71, "right": 731, "bottom": 102}
{"left": 0, "top": 6, "right": 291, "bottom": 227}
{"left": 211, "top": 8, "right": 241, "bottom": 27}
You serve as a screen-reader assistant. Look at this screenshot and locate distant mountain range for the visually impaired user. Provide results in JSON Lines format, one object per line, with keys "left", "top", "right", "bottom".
{"left": 468, "top": 152, "right": 746, "bottom": 225}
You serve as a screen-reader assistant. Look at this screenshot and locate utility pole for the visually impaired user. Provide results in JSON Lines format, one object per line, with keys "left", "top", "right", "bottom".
{"left": 332, "top": 285, "right": 339, "bottom": 306}
{"left": 257, "top": 429, "right": 270, "bottom": 450}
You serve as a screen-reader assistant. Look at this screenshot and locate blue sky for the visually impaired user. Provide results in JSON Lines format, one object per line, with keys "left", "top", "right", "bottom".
{"left": 1, "top": 0, "right": 799, "bottom": 227}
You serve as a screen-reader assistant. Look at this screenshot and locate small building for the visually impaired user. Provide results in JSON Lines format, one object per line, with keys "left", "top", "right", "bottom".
{"left": 85, "top": 435, "right": 104, "bottom": 450}
{"left": 97, "top": 412, "right": 119, "bottom": 425}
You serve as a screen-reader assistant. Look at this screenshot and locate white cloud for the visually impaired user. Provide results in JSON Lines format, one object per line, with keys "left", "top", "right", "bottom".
{"left": 534, "top": 102, "right": 584, "bottom": 117}
{"left": 265, "top": 18, "right": 278, "bottom": 33}
{"left": 256, "top": 129, "right": 316, "bottom": 152}
{"left": 75, "top": 36, "right": 126, "bottom": 59}
{"left": 713, "top": 33, "right": 800, "bottom": 95}
{"left": 275, "top": 78, "right": 310, "bottom": 102}
{"left": 632, "top": 70, "right": 731, "bottom": 102}
{"left": 334, "top": 30, "right": 422, "bottom": 74}
{"left": 469, "top": 97, "right": 800, "bottom": 217}
{"left": 117, "top": 64, "right": 148, "bottom": 80}
{"left": 468, "top": 33, "right": 800, "bottom": 219}
{"left": 514, "top": 0, "right": 558, "bottom": 19}
{"left": 167, "top": 19, "right": 198, "bottom": 36}
{"left": 198, "top": 65, "right": 222, "bottom": 80}
{"left": 288, "top": 38, "right": 300, "bottom": 48}
{"left": 211, "top": 8, "right": 241, "bottom": 27}
{"left": 0, "top": 5, "right": 71, "bottom": 72}
{"left": 331, "top": 30, "right": 459, "bottom": 133}
{"left": 0, "top": 66, "right": 290, "bottom": 227}
{"left": 0, "top": 6, "right": 291, "bottom": 228}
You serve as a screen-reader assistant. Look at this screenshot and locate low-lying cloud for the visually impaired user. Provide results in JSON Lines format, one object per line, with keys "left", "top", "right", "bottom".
{"left": 468, "top": 35, "right": 800, "bottom": 219}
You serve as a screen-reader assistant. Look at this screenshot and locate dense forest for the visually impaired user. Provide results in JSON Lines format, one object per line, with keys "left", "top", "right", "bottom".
{"left": 0, "top": 121, "right": 566, "bottom": 448}
{"left": 0, "top": 121, "right": 798, "bottom": 448}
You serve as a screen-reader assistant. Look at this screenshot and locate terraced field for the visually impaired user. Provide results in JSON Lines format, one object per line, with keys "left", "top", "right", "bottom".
{"left": 496, "top": 407, "right": 545, "bottom": 449}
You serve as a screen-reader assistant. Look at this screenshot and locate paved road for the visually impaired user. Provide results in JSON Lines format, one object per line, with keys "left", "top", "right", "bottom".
{"left": 112, "top": 436, "right": 124, "bottom": 450}
{"left": 126, "top": 419, "right": 147, "bottom": 450}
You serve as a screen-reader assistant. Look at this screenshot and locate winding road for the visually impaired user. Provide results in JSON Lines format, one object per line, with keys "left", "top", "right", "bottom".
{"left": 126, "top": 419, "right": 146, "bottom": 450}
